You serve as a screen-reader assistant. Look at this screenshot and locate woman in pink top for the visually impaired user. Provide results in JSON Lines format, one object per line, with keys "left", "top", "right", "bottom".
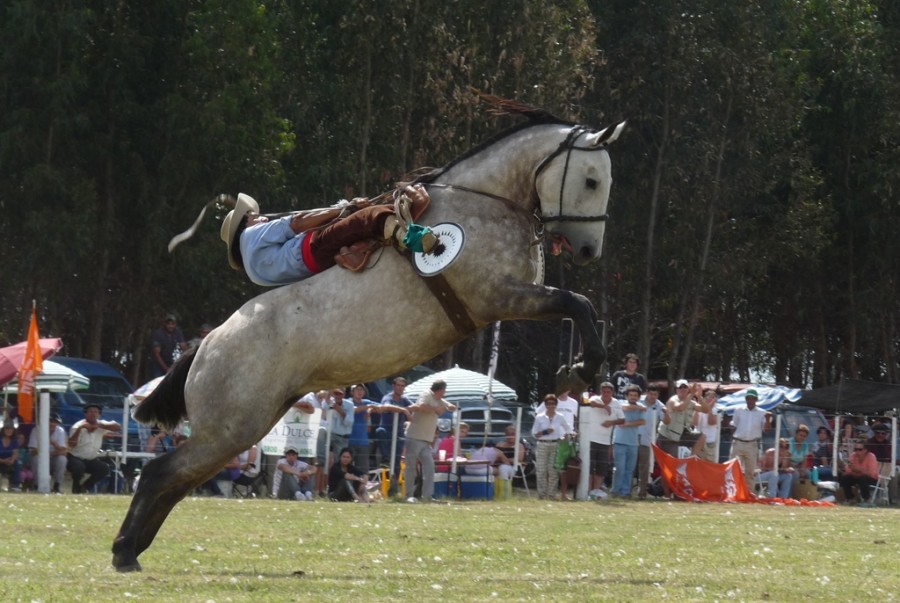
{"left": 436, "top": 423, "right": 469, "bottom": 473}
{"left": 838, "top": 441, "right": 879, "bottom": 506}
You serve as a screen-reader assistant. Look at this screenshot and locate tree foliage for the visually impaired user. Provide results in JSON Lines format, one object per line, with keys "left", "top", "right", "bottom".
{"left": 2, "top": 0, "right": 897, "bottom": 397}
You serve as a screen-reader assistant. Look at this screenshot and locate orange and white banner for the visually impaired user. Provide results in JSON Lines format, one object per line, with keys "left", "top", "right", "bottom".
{"left": 17, "top": 307, "right": 44, "bottom": 423}
{"left": 652, "top": 445, "right": 835, "bottom": 506}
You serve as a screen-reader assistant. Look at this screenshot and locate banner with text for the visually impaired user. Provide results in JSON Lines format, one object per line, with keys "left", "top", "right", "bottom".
{"left": 261, "top": 407, "right": 321, "bottom": 458}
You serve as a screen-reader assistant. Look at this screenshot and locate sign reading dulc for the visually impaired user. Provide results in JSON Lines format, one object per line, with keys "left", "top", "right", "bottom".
{"left": 260, "top": 407, "right": 321, "bottom": 458}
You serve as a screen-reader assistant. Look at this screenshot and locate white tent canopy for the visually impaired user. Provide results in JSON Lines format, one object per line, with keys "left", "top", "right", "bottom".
{"left": 2, "top": 359, "right": 90, "bottom": 393}
{"left": 404, "top": 365, "right": 517, "bottom": 403}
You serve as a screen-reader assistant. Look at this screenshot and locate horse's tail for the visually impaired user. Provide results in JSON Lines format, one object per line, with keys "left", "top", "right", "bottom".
{"left": 133, "top": 346, "right": 197, "bottom": 431}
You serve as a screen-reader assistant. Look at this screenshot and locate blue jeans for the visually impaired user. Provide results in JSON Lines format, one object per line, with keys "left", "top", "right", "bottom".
{"left": 759, "top": 470, "right": 792, "bottom": 498}
{"left": 612, "top": 443, "right": 638, "bottom": 496}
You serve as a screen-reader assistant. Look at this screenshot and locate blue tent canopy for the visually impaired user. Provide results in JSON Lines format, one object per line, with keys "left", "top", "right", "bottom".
{"left": 717, "top": 386, "right": 803, "bottom": 415}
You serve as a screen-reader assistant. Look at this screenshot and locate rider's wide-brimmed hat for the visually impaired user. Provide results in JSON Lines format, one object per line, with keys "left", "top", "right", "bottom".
{"left": 220, "top": 193, "right": 259, "bottom": 270}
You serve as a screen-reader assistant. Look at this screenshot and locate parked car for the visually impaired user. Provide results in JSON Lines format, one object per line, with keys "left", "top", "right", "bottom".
{"left": 437, "top": 399, "right": 517, "bottom": 451}
{"left": 51, "top": 357, "right": 140, "bottom": 453}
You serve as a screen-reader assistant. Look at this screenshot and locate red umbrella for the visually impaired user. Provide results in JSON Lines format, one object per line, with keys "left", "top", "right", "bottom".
{"left": 0, "top": 338, "right": 64, "bottom": 387}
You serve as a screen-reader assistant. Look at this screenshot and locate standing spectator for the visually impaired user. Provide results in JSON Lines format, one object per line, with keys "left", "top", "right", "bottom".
{"left": 758, "top": 439, "right": 794, "bottom": 498}
{"left": 348, "top": 384, "right": 376, "bottom": 477}
{"left": 535, "top": 390, "right": 579, "bottom": 499}
{"left": 376, "top": 377, "right": 413, "bottom": 481}
{"left": 611, "top": 385, "right": 646, "bottom": 498}
{"left": 637, "top": 385, "right": 663, "bottom": 499}
{"left": 67, "top": 403, "right": 121, "bottom": 493}
{"left": 867, "top": 423, "right": 892, "bottom": 463}
{"left": 839, "top": 441, "right": 879, "bottom": 506}
{"left": 584, "top": 382, "right": 624, "bottom": 497}
{"left": 610, "top": 353, "right": 648, "bottom": 399}
{"left": 692, "top": 389, "right": 720, "bottom": 461}
{"left": 657, "top": 380, "right": 701, "bottom": 458}
{"left": 531, "top": 394, "right": 573, "bottom": 500}
{"left": 328, "top": 447, "right": 368, "bottom": 502}
{"left": 28, "top": 413, "right": 68, "bottom": 493}
{"left": 0, "top": 422, "right": 21, "bottom": 491}
{"left": 404, "top": 380, "right": 456, "bottom": 503}
{"left": 729, "top": 389, "right": 772, "bottom": 488}
{"left": 327, "top": 388, "right": 354, "bottom": 459}
{"left": 148, "top": 314, "right": 188, "bottom": 379}
{"left": 294, "top": 390, "right": 330, "bottom": 497}
{"left": 273, "top": 446, "right": 316, "bottom": 501}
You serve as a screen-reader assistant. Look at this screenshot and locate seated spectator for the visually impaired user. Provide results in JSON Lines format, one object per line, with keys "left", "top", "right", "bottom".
{"left": 28, "top": 414, "right": 68, "bottom": 493}
{"left": 67, "top": 403, "right": 121, "bottom": 494}
{"left": 0, "top": 422, "right": 22, "bottom": 491}
{"left": 466, "top": 440, "right": 514, "bottom": 480}
{"left": 495, "top": 425, "right": 526, "bottom": 465}
{"left": 787, "top": 424, "right": 811, "bottom": 492}
{"left": 436, "top": 423, "right": 469, "bottom": 471}
{"left": 867, "top": 424, "right": 892, "bottom": 463}
{"left": 812, "top": 426, "right": 834, "bottom": 480}
{"left": 757, "top": 439, "right": 794, "bottom": 499}
{"left": 839, "top": 441, "right": 879, "bottom": 506}
{"left": 145, "top": 427, "right": 175, "bottom": 457}
{"left": 233, "top": 444, "right": 261, "bottom": 489}
{"left": 202, "top": 456, "right": 240, "bottom": 497}
{"left": 328, "top": 447, "right": 367, "bottom": 502}
{"left": 273, "top": 446, "right": 316, "bottom": 500}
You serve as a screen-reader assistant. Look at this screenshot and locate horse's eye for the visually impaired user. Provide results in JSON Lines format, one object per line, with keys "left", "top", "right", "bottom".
{"left": 585, "top": 178, "right": 597, "bottom": 190}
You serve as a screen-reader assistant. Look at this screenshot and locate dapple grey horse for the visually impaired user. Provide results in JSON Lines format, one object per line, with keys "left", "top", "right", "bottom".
{"left": 113, "top": 102, "right": 624, "bottom": 571}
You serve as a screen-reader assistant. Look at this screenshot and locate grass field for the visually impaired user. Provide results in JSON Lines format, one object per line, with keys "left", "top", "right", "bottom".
{"left": 1, "top": 492, "right": 898, "bottom": 602}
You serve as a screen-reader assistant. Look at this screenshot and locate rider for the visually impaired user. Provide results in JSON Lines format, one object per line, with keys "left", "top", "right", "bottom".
{"left": 220, "top": 184, "right": 434, "bottom": 286}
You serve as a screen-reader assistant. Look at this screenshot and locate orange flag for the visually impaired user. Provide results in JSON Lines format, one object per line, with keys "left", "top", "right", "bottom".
{"left": 17, "top": 307, "right": 44, "bottom": 423}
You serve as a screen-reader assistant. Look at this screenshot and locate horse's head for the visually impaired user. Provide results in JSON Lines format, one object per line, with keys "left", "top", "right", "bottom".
{"left": 535, "top": 122, "right": 625, "bottom": 266}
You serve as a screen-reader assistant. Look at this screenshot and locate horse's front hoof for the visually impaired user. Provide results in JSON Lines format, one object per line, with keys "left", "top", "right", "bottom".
{"left": 112, "top": 536, "right": 141, "bottom": 572}
{"left": 554, "top": 364, "right": 572, "bottom": 395}
{"left": 115, "top": 560, "right": 143, "bottom": 573}
{"left": 566, "top": 363, "right": 592, "bottom": 397}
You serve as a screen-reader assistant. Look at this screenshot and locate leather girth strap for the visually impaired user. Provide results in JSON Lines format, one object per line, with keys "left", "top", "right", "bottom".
{"left": 418, "top": 270, "right": 477, "bottom": 335}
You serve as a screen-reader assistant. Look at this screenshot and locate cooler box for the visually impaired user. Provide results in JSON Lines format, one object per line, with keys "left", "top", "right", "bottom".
{"left": 434, "top": 473, "right": 458, "bottom": 499}
{"left": 460, "top": 474, "right": 494, "bottom": 499}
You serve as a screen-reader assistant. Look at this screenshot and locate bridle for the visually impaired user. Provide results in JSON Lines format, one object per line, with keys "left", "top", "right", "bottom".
{"left": 422, "top": 125, "right": 611, "bottom": 227}
{"left": 533, "top": 125, "right": 611, "bottom": 224}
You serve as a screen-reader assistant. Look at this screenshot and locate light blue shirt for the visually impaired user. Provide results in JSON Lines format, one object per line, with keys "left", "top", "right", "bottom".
{"left": 613, "top": 407, "right": 644, "bottom": 446}
{"left": 239, "top": 217, "right": 315, "bottom": 287}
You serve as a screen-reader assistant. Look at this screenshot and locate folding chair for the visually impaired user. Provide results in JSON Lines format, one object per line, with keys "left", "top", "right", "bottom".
{"left": 870, "top": 463, "right": 895, "bottom": 506}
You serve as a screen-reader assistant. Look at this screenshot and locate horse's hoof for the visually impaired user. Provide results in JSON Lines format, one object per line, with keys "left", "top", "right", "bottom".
{"left": 554, "top": 364, "right": 572, "bottom": 395}
{"left": 115, "top": 561, "right": 143, "bottom": 573}
{"left": 567, "top": 363, "right": 592, "bottom": 397}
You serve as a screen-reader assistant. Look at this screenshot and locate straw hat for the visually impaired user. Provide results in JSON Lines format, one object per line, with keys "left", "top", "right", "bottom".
{"left": 220, "top": 193, "right": 259, "bottom": 270}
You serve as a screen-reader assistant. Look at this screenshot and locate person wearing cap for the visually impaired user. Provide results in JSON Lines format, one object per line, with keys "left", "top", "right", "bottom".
{"left": 220, "top": 185, "right": 433, "bottom": 287}
{"left": 729, "top": 388, "right": 772, "bottom": 487}
{"left": 148, "top": 314, "right": 187, "bottom": 379}
{"left": 273, "top": 446, "right": 316, "bottom": 501}
{"left": 67, "top": 403, "right": 121, "bottom": 494}
{"left": 656, "top": 379, "right": 703, "bottom": 459}
{"left": 375, "top": 377, "right": 413, "bottom": 485}
{"left": 28, "top": 413, "right": 68, "bottom": 493}
{"left": 866, "top": 423, "right": 892, "bottom": 463}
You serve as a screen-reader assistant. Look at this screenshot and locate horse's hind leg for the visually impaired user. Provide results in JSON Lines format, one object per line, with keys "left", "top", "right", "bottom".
{"left": 111, "top": 439, "right": 232, "bottom": 571}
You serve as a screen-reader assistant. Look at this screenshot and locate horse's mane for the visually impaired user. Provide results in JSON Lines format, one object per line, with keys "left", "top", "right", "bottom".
{"left": 415, "top": 92, "right": 575, "bottom": 185}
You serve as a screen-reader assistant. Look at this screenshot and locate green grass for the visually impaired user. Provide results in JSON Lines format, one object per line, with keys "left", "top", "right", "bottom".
{"left": 1, "top": 492, "right": 899, "bottom": 602}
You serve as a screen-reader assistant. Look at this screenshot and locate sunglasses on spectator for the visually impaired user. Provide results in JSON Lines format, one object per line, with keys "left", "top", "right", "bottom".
{"left": 854, "top": 447, "right": 864, "bottom": 451}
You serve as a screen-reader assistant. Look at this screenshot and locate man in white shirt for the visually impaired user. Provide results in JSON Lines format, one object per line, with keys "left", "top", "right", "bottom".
{"left": 730, "top": 389, "right": 772, "bottom": 486}
{"left": 584, "top": 382, "right": 625, "bottom": 496}
{"left": 28, "top": 413, "right": 68, "bottom": 493}
{"left": 67, "top": 403, "right": 121, "bottom": 494}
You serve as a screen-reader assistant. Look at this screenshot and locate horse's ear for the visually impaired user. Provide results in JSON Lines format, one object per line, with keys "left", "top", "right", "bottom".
{"left": 585, "top": 121, "right": 626, "bottom": 147}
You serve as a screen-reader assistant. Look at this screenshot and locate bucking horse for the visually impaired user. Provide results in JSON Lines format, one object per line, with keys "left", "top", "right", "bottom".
{"left": 113, "top": 99, "right": 625, "bottom": 571}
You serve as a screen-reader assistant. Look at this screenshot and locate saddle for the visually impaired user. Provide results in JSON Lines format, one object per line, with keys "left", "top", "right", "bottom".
{"left": 334, "top": 191, "right": 432, "bottom": 272}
